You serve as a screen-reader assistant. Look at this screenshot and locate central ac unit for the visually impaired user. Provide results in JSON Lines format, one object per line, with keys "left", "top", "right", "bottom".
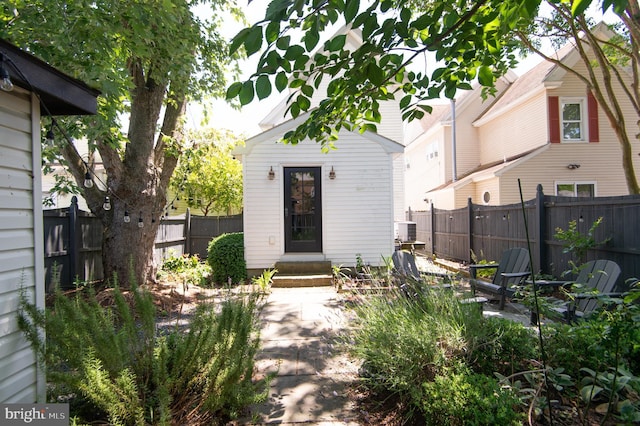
{"left": 395, "top": 221, "right": 417, "bottom": 242}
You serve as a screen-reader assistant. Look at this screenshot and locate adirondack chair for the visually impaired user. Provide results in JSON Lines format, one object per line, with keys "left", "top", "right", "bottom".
{"left": 391, "top": 251, "right": 452, "bottom": 297}
{"left": 469, "top": 247, "right": 531, "bottom": 310}
{"left": 532, "top": 259, "right": 622, "bottom": 323}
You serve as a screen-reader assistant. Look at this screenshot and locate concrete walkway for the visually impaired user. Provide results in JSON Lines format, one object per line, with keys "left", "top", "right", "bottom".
{"left": 240, "top": 287, "right": 361, "bottom": 425}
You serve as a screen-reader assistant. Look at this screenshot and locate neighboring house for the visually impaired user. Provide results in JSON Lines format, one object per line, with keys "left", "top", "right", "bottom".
{"left": 236, "top": 28, "right": 406, "bottom": 273}
{"left": 0, "top": 39, "right": 98, "bottom": 403}
{"left": 406, "top": 29, "right": 640, "bottom": 211}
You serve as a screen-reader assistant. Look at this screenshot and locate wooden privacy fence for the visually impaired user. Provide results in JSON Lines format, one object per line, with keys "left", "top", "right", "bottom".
{"left": 43, "top": 197, "right": 243, "bottom": 290}
{"left": 407, "top": 185, "right": 640, "bottom": 289}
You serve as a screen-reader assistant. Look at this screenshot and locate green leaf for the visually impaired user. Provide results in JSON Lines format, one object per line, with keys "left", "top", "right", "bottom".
{"left": 571, "top": 0, "right": 591, "bottom": 16}
{"left": 345, "top": 0, "right": 359, "bottom": 23}
{"left": 229, "top": 28, "right": 251, "bottom": 56}
{"left": 245, "top": 26, "right": 264, "bottom": 56}
{"left": 399, "top": 94, "right": 412, "bottom": 110}
{"left": 412, "top": 13, "right": 431, "bottom": 31}
{"left": 284, "top": 45, "right": 305, "bottom": 60}
{"left": 226, "top": 81, "right": 243, "bottom": 100}
{"left": 239, "top": 80, "right": 255, "bottom": 105}
{"left": 327, "top": 34, "right": 347, "bottom": 52}
{"left": 367, "top": 63, "right": 385, "bottom": 85}
{"left": 304, "top": 30, "right": 320, "bottom": 51}
{"left": 275, "top": 71, "right": 288, "bottom": 92}
{"left": 256, "top": 75, "right": 272, "bottom": 100}
{"left": 265, "top": 22, "right": 281, "bottom": 44}
{"left": 276, "top": 35, "right": 291, "bottom": 51}
{"left": 478, "top": 65, "right": 494, "bottom": 86}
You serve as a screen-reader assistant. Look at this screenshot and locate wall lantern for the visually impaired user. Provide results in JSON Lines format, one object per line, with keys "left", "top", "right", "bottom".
{"left": 329, "top": 166, "right": 336, "bottom": 180}
{"left": 268, "top": 166, "right": 275, "bottom": 180}
{"left": 0, "top": 53, "right": 14, "bottom": 92}
{"left": 567, "top": 163, "right": 581, "bottom": 170}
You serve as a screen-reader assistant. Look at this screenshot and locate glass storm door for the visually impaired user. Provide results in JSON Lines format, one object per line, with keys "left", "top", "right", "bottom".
{"left": 284, "top": 167, "right": 322, "bottom": 252}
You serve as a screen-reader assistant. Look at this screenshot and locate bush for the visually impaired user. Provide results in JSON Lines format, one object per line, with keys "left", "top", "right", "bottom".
{"left": 416, "top": 367, "right": 524, "bottom": 425}
{"left": 18, "top": 281, "right": 267, "bottom": 425}
{"left": 207, "top": 232, "right": 246, "bottom": 285}
{"left": 158, "top": 252, "right": 211, "bottom": 286}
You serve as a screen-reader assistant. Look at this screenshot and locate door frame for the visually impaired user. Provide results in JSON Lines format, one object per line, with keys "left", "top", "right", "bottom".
{"left": 283, "top": 166, "right": 323, "bottom": 253}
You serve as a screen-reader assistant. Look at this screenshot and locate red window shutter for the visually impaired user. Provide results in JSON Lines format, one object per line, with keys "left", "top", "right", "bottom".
{"left": 588, "top": 91, "right": 599, "bottom": 142}
{"left": 548, "top": 96, "right": 560, "bottom": 143}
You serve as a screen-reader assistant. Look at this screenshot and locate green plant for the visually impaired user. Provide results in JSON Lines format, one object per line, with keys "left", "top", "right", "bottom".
{"left": 17, "top": 279, "right": 267, "bottom": 425}
{"left": 332, "top": 264, "right": 350, "bottom": 291}
{"left": 159, "top": 251, "right": 211, "bottom": 286}
{"left": 469, "top": 250, "right": 496, "bottom": 279}
{"left": 554, "top": 216, "right": 610, "bottom": 271}
{"left": 251, "top": 268, "right": 277, "bottom": 293}
{"left": 417, "top": 366, "right": 524, "bottom": 425}
{"left": 580, "top": 367, "right": 640, "bottom": 423}
{"left": 207, "top": 232, "right": 246, "bottom": 285}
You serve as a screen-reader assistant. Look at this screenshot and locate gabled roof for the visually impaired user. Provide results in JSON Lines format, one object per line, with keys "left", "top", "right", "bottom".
{"left": 236, "top": 109, "right": 404, "bottom": 156}
{"left": 1, "top": 38, "right": 100, "bottom": 115}
{"left": 426, "top": 145, "right": 549, "bottom": 193}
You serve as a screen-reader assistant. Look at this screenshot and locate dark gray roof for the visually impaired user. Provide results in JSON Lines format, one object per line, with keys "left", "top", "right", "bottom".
{"left": 1, "top": 38, "right": 99, "bottom": 115}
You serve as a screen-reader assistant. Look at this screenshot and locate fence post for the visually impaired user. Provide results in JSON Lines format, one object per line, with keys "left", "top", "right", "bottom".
{"left": 467, "top": 197, "right": 473, "bottom": 264}
{"left": 536, "top": 184, "right": 547, "bottom": 275}
{"left": 430, "top": 203, "right": 435, "bottom": 255}
{"left": 185, "top": 208, "right": 191, "bottom": 256}
{"left": 68, "top": 196, "right": 80, "bottom": 284}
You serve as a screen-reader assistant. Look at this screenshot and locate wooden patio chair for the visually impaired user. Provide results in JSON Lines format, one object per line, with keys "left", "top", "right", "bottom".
{"left": 531, "top": 259, "right": 622, "bottom": 323}
{"left": 391, "top": 250, "right": 452, "bottom": 297}
{"left": 469, "top": 247, "right": 531, "bottom": 310}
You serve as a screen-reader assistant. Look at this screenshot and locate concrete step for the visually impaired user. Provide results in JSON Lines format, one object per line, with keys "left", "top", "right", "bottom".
{"left": 275, "top": 261, "right": 332, "bottom": 275}
{"left": 272, "top": 274, "right": 333, "bottom": 288}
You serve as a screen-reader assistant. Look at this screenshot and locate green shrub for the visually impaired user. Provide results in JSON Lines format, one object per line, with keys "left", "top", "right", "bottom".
{"left": 18, "top": 281, "right": 267, "bottom": 425}
{"left": 467, "top": 317, "right": 537, "bottom": 376}
{"left": 416, "top": 367, "right": 524, "bottom": 425}
{"left": 207, "top": 232, "right": 246, "bottom": 285}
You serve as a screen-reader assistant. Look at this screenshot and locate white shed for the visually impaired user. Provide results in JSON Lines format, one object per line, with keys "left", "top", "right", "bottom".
{"left": 235, "top": 113, "right": 404, "bottom": 275}
{"left": 0, "top": 39, "right": 98, "bottom": 403}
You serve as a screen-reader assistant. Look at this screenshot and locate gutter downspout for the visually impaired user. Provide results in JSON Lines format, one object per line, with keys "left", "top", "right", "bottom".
{"left": 451, "top": 98, "right": 457, "bottom": 182}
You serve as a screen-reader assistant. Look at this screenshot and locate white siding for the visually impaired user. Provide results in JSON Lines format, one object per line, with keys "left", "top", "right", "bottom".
{"left": 243, "top": 132, "right": 398, "bottom": 270}
{"left": 0, "top": 89, "right": 45, "bottom": 403}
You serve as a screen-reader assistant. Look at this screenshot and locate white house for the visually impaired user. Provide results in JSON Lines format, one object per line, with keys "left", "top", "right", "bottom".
{"left": 0, "top": 39, "right": 98, "bottom": 403}
{"left": 235, "top": 112, "right": 404, "bottom": 274}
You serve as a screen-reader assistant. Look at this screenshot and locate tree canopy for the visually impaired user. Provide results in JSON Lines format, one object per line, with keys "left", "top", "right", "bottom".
{"left": 1, "top": 0, "right": 244, "bottom": 285}
{"left": 227, "top": 0, "right": 630, "bottom": 148}
{"left": 170, "top": 129, "right": 244, "bottom": 216}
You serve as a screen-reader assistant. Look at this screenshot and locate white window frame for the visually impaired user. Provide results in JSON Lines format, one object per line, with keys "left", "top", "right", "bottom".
{"left": 560, "top": 97, "right": 587, "bottom": 143}
{"left": 555, "top": 181, "right": 596, "bottom": 197}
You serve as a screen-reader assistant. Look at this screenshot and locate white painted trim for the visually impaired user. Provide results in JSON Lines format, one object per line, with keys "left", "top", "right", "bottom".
{"left": 30, "top": 93, "right": 46, "bottom": 402}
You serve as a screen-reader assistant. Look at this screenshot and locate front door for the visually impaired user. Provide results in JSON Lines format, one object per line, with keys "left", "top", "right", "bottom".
{"left": 284, "top": 167, "right": 322, "bottom": 252}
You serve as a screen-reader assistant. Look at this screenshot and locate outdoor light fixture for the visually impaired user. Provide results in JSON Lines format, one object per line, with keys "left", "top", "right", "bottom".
{"left": 103, "top": 196, "right": 112, "bottom": 211}
{"left": 124, "top": 210, "right": 131, "bottom": 223}
{"left": 83, "top": 171, "right": 94, "bottom": 188}
{"left": 329, "top": 166, "right": 336, "bottom": 180}
{"left": 268, "top": 166, "right": 275, "bottom": 180}
{"left": 567, "top": 163, "right": 581, "bottom": 170}
{"left": 45, "top": 127, "right": 55, "bottom": 146}
{"left": 0, "top": 53, "right": 14, "bottom": 92}
{"left": 138, "top": 212, "right": 144, "bottom": 228}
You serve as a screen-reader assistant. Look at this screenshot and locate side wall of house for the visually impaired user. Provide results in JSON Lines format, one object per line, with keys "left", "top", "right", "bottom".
{"left": 404, "top": 126, "right": 448, "bottom": 211}
{"left": 0, "top": 89, "right": 45, "bottom": 403}
{"left": 476, "top": 94, "right": 548, "bottom": 166}
{"left": 243, "top": 133, "right": 396, "bottom": 270}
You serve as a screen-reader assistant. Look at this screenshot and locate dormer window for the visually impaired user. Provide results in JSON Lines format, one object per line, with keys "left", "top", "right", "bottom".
{"left": 561, "top": 98, "right": 586, "bottom": 142}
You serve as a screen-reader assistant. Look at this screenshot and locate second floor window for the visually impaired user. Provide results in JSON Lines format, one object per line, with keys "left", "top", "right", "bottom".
{"left": 561, "top": 98, "right": 586, "bottom": 142}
